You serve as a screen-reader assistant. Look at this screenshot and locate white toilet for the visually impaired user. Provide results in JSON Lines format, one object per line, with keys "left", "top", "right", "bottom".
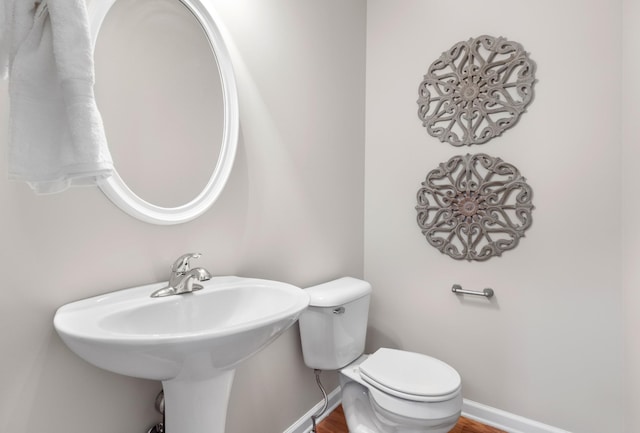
{"left": 298, "top": 277, "right": 462, "bottom": 433}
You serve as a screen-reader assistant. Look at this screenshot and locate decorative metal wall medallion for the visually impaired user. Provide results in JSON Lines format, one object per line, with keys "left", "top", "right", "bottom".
{"left": 417, "top": 35, "right": 535, "bottom": 146}
{"left": 416, "top": 154, "right": 533, "bottom": 261}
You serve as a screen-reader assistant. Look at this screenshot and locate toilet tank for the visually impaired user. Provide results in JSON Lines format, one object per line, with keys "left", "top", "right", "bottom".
{"left": 298, "top": 277, "right": 372, "bottom": 370}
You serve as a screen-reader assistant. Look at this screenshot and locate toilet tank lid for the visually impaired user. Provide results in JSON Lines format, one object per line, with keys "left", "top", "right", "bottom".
{"left": 304, "top": 277, "right": 372, "bottom": 307}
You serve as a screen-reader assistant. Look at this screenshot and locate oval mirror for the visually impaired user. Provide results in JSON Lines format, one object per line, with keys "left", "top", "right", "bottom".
{"left": 87, "top": 0, "right": 238, "bottom": 225}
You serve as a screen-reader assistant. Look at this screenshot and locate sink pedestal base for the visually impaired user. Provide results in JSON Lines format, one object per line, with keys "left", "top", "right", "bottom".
{"left": 162, "top": 370, "right": 236, "bottom": 433}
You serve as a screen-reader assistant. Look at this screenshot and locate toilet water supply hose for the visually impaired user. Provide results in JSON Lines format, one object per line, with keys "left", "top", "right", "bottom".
{"left": 311, "top": 369, "right": 329, "bottom": 433}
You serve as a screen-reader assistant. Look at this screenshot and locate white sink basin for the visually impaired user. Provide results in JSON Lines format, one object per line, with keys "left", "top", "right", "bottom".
{"left": 54, "top": 276, "right": 309, "bottom": 380}
{"left": 54, "top": 276, "right": 309, "bottom": 433}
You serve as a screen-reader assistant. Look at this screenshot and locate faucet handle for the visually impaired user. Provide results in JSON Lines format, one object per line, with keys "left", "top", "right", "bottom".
{"left": 171, "top": 253, "right": 202, "bottom": 273}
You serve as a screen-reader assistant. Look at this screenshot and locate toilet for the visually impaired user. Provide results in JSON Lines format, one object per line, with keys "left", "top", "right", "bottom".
{"left": 298, "top": 277, "right": 462, "bottom": 433}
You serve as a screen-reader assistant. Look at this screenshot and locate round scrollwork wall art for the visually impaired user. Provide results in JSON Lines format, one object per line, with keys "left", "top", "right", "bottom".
{"left": 417, "top": 35, "right": 535, "bottom": 146}
{"left": 416, "top": 154, "right": 533, "bottom": 261}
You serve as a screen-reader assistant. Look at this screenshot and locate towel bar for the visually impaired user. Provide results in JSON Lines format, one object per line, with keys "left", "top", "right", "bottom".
{"left": 451, "top": 284, "right": 494, "bottom": 298}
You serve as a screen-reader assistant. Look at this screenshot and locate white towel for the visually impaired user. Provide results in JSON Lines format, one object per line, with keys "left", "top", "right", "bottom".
{"left": 0, "top": 0, "right": 14, "bottom": 79}
{"left": 4, "top": 0, "right": 114, "bottom": 194}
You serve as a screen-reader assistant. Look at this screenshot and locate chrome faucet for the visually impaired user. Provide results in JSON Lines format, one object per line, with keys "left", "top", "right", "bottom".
{"left": 151, "top": 253, "right": 212, "bottom": 298}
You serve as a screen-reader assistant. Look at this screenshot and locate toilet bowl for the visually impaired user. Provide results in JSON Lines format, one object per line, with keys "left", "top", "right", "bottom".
{"left": 298, "top": 277, "right": 462, "bottom": 433}
{"left": 340, "top": 351, "right": 462, "bottom": 433}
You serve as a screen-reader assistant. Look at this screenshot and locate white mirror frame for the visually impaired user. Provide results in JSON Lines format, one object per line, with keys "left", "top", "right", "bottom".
{"left": 87, "top": 0, "right": 239, "bottom": 225}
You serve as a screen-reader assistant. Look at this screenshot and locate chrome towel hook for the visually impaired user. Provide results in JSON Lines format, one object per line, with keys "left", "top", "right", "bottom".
{"left": 451, "top": 284, "right": 494, "bottom": 298}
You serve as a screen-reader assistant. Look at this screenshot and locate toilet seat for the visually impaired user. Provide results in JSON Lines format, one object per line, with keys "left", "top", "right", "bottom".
{"left": 359, "top": 348, "right": 461, "bottom": 402}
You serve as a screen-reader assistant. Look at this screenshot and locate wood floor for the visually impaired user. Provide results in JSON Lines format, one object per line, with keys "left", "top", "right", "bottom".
{"left": 316, "top": 405, "right": 506, "bottom": 433}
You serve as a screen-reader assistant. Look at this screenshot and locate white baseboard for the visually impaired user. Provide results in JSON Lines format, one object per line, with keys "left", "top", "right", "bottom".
{"left": 462, "top": 399, "right": 572, "bottom": 433}
{"left": 283, "top": 392, "right": 570, "bottom": 433}
{"left": 283, "top": 387, "right": 342, "bottom": 433}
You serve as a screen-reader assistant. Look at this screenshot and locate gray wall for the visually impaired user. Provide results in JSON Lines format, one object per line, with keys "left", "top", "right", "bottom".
{"left": 364, "top": 1, "right": 625, "bottom": 432}
{"left": 0, "top": 1, "right": 366, "bottom": 432}
{"left": 622, "top": 0, "right": 640, "bottom": 430}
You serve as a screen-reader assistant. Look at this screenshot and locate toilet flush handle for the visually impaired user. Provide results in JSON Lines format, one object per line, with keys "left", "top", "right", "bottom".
{"left": 333, "top": 306, "right": 346, "bottom": 314}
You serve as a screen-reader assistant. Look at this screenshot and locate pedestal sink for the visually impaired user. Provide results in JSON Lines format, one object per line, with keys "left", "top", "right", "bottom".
{"left": 54, "top": 276, "right": 309, "bottom": 433}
